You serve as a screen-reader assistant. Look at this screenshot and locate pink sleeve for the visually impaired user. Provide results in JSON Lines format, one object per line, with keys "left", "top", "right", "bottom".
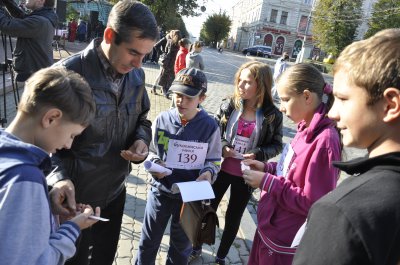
{"left": 260, "top": 147, "right": 340, "bottom": 216}
{"left": 264, "top": 161, "right": 277, "bottom": 174}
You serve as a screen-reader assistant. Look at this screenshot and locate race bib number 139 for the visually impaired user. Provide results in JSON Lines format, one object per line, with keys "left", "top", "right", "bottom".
{"left": 166, "top": 139, "right": 208, "bottom": 169}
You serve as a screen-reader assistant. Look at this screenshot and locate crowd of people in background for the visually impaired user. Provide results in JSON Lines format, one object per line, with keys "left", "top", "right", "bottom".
{"left": 149, "top": 30, "right": 205, "bottom": 99}
{"left": 67, "top": 18, "right": 104, "bottom": 43}
{"left": 1, "top": 1, "right": 400, "bottom": 265}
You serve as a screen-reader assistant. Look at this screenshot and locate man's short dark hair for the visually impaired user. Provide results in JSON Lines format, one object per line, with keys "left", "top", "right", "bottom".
{"left": 44, "top": 0, "right": 55, "bottom": 8}
{"left": 107, "top": 0, "right": 158, "bottom": 45}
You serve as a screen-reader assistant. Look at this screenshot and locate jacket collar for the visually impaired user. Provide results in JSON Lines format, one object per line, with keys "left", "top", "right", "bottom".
{"left": 333, "top": 152, "right": 400, "bottom": 176}
{"left": 298, "top": 103, "right": 334, "bottom": 143}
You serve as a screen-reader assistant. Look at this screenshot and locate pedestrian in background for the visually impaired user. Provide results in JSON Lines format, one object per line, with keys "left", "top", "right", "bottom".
{"left": 0, "top": 0, "right": 58, "bottom": 82}
{"left": 155, "top": 29, "right": 181, "bottom": 98}
{"left": 149, "top": 27, "right": 165, "bottom": 64}
{"left": 186, "top": 41, "right": 205, "bottom": 70}
{"left": 190, "top": 61, "right": 283, "bottom": 265}
{"left": 293, "top": 28, "right": 400, "bottom": 265}
{"left": 46, "top": 1, "right": 158, "bottom": 265}
{"left": 242, "top": 63, "right": 341, "bottom": 265}
{"left": 68, "top": 18, "right": 78, "bottom": 42}
{"left": 272, "top": 51, "right": 290, "bottom": 102}
{"left": 77, "top": 20, "right": 87, "bottom": 42}
{"left": 135, "top": 68, "right": 221, "bottom": 264}
{"left": 0, "top": 67, "right": 99, "bottom": 265}
{"left": 174, "top": 38, "right": 190, "bottom": 74}
{"left": 150, "top": 30, "right": 169, "bottom": 95}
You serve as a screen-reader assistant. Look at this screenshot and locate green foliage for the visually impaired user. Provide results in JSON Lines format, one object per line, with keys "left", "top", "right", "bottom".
{"left": 201, "top": 12, "right": 232, "bottom": 48}
{"left": 142, "top": 0, "right": 199, "bottom": 32}
{"left": 312, "top": 0, "right": 363, "bottom": 57}
{"left": 199, "top": 27, "right": 208, "bottom": 44}
{"left": 364, "top": 0, "right": 400, "bottom": 38}
{"left": 66, "top": 2, "right": 79, "bottom": 22}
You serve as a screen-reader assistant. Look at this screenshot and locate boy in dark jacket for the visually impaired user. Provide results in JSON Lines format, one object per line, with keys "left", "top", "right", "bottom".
{"left": 293, "top": 28, "right": 400, "bottom": 265}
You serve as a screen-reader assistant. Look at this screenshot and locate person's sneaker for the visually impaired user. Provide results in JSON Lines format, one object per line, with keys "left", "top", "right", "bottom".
{"left": 215, "top": 257, "right": 226, "bottom": 265}
{"left": 188, "top": 248, "right": 202, "bottom": 263}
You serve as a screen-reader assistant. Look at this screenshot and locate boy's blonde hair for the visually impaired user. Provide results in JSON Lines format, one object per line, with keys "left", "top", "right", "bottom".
{"left": 19, "top": 67, "right": 96, "bottom": 126}
{"left": 233, "top": 61, "right": 273, "bottom": 109}
{"left": 333, "top": 28, "right": 400, "bottom": 105}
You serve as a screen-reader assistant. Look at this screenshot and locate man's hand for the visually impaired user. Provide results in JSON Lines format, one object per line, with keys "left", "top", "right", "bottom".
{"left": 120, "top": 139, "right": 149, "bottom": 162}
{"left": 49, "top": 179, "right": 76, "bottom": 218}
{"left": 196, "top": 171, "right": 212, "bottom": 184}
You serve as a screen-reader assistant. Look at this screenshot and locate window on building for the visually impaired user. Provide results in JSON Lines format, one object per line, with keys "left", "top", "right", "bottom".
{"left": 298, "top": 15, "right": 308, "bottom": 32}
{"left": 280, "top": 11, "right": 288, "bottom": 25}
{"left": 270, "top": 9, "right": 278, "bottom": 23}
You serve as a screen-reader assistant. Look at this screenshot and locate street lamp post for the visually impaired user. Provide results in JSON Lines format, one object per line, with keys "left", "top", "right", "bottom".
{"left": 296, "top": 1, "right": 314, "bottom": 63}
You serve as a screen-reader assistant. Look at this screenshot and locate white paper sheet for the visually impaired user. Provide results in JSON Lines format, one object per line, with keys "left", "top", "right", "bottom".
{"left": 241, "top": 161, "right": 250, "bottom": 172}
{"left": 171, "top": 181, "right": 215, "bottom": 202}
{"left": 143, "top": 161, "right": 172, "bottom": 176}
{"left": 291, "top": 221, "right": 307, "bottom": 247}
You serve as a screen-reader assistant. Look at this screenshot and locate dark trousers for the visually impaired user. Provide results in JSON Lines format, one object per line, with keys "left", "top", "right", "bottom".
{"left": 211, "top": 171, "right": 253, "bottom": 258}
{"left": 135, "top": 187, "right": 192, "bottom": 265}
{"left": 150, "top": 48, "right": 158, "bottom": 62}
{"left": 65, "top": 188, "right": 126, "bottom": 265}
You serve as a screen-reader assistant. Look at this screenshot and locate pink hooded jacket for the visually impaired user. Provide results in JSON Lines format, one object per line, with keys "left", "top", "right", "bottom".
{"left": 257, "top": 103, "right": 341, "bottom": 253}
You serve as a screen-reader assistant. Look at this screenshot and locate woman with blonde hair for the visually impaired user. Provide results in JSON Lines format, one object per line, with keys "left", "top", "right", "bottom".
{"left": 190, "top": 61, "right": 283, "bottom": 264}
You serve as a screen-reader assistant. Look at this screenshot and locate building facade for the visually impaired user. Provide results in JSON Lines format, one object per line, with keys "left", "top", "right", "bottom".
{"left": 227, "top": 0, "right": 315, "bottom": 59}
{"left": 227, "top": 0, "right": 379, "bottom": 58}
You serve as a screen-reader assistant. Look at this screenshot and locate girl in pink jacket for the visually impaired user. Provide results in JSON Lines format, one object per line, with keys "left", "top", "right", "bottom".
{"left": 242, "top": 63, "right": 342, "bottom": 265}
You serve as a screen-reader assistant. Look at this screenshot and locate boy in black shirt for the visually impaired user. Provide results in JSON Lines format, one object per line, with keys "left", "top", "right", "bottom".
{"left": 293, "top": 28, "right": 400, "bottom": 265}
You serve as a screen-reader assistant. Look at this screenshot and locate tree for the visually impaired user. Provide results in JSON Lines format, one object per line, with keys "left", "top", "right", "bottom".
{"left": 201, "top": 12, "right": 231, "bottom": 48}
{"left": 66, "top": 2, "right": 80, "bottom": 22}
{"left": 141, "top": 0, "right": 199, "bottom": 31}
{"left": 364, "top": 0, "right": 400, "bottom": 38}
{"left": 312, "top": 0, "right": 363, "bottom": 57}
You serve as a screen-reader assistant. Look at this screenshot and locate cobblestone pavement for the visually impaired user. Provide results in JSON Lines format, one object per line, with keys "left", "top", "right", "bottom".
{"left": 0, "top": 40, "right": 367, "bottom": 265}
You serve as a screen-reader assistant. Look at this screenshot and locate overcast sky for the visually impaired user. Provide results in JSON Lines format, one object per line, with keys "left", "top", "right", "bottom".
{"left": 183, "top": 0, "right": 235, "bottom": 38}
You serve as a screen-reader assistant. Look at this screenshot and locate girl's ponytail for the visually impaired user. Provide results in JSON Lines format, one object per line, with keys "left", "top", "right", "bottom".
{"left": 323, "top": 83, "right": 334, "bottom": 111}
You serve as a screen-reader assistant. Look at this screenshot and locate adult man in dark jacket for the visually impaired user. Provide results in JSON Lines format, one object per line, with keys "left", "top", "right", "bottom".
{"left": 47, "top": 1, "right": 158, "bottom": 265}
{"left": 0, "top": 0, "right": 57, "bottom": 82}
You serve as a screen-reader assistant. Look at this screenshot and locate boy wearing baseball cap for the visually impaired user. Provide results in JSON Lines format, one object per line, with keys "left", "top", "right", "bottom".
{"left": 135, "top": 68, "right": 222, "bottom": 264}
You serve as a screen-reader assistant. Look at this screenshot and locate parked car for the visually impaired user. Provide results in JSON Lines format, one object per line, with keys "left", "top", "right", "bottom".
{"left": 242, "top": 45, "right": 272, "bottom": 58}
